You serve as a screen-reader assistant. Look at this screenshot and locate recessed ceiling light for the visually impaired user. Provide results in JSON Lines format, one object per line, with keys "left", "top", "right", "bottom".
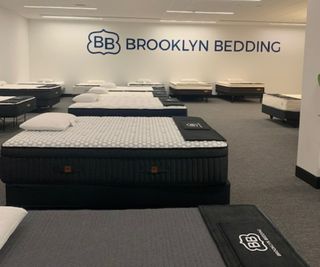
{"left": 41, "top": 15, "right": 103, "bottom": 20}
{"left": 194, "top": 11, "right": 234, "bottom": 15}
{"left": 268, "top": 22, "right": 306, "bottom": 26}
{"left": 166, "top": 10, "right": 234, "bottom": 15}
{"left": 160, "top": 19, "right": 216, "bottom": 24}
{"left": 25, "top": 5, "right": 97, "bottom": 11}
{"left": 166, "top": 10, "right": 193, "bottom": 14}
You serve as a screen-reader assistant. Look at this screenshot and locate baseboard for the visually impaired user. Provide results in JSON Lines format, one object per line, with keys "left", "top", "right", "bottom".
{"left": 296, "top": 166, "right": 320, "bottom": 189}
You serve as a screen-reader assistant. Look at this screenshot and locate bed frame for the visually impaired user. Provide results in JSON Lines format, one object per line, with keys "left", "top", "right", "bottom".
{"left": 216, "top": 84, "right": 264, "bottom": 102}
{"left": 262, "top": 104, "right": 300, "bottom": 125}
{"left": 6, "top": 182, "right": 230, "bottom": 209}
{"left": 169, "top": 87, "right": 212, "bottom": 102}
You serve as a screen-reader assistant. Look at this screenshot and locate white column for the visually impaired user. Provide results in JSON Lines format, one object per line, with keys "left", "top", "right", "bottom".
{"left": 296, "top": 0, "right": 320, "bottom": 187}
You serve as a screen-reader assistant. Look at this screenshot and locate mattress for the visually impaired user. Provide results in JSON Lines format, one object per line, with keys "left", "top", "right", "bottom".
{"left": 0, "top": 205, "right": 308, "bottom": 267}
{"left": 0, "top": 96, "right": 37, "bottom": 117}
{"left": 170, "top": 81, "right": 213, "bottom": 90}
{"left": 127, "top": 81, "right": 164, "bottom": 87}
{"left": 73, "top": 82, "right": 106, "bottom": 94}
{"left": 68, "top": 95, "right": 187, "bottom": 116}
{"left": 18, "top": 81, "right": 65, "bottom": 86}
{"left": 262, "top": 94, "right": 301, "bottom": 112}
{"left": 216, "top": 81, "right": 265, "bottom": 88}
{"left": 0, "top": 84, "right": 62, "bottom": 108}
{"left": 0, "top": 116, "right": 228, "bottom": 186}
{"left": 109, "top": 86, "right": 154, "bottom": 92}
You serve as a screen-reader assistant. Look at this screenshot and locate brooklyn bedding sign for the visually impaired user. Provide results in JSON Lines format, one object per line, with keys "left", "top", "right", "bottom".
{"left": 87, "top": 29, "right": 281, "bottom": 55}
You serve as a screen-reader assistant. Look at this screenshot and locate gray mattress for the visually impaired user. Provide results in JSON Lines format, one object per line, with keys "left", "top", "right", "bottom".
{"left": 0, "top": 208, "right": 226, "bottom": 267}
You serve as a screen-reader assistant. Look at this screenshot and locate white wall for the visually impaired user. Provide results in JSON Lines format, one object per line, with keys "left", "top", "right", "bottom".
{"left": 28, "top": 20, "right": 305, "bottom": 94}
{"left": 0, "top": 7, "right": 29, "bottom": 82}
{"left": 297, "top": 0, "right": 320, "bottom": 177}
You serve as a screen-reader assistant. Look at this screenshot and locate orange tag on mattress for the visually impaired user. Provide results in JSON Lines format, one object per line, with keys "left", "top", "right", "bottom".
{"left": 151, "top": 166, "right": 159, "bottom": 174}
{"left": 64, "top": 165, "right": 73, "bottom": 173}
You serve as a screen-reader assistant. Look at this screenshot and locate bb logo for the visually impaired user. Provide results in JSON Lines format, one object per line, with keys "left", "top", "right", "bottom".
{"left": 87, "top": 29, "right": 121, "bottom": 55}
{"left": 239, "top": 233, "right": 268, "bottom": 252}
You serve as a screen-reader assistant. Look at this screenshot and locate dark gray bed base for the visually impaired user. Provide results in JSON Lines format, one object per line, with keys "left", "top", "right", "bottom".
{"left": 68, "top": 107, "right": 187, "bottom": 117}
{"left": 262, "top": 104, "right": 300, "bottom": 125}
{"left": 6, "top": 182, "right": 230, "bottom": 209}
{"left": 169, "top": 87, "right": 212, "bottom": 101}
{"left": 0, "top": 86, "right": 62, "bottom": 108}
{"left": 216, "top": 84, "right": 264, "bottom": 102}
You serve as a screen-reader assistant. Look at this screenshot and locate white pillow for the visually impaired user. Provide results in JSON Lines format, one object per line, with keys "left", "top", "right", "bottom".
{"left": 0, "top": 206, "right": 27, "bottom": 250}
{"left": 226, "top": 78, "right": 244, "bottom": 83}
{"left": 38, "top": 78, "right": 54, "bottom": 83}
{"left": 0, "top": 81, "right": 7, "bottom": 86}
{"left": 137, "top": 78, "right": 152, "bottom": 84}
{"left": 180, "top": 78, "right": 199, "bottom": 83}
{"left": 88, "top": 87, "right": 109, "bottom": 94}
{"left": 103, "top": 82, "right": 116, "bottom": 88}
{"left": 20, "top": 113, "right": 78, "bottom": 131}
{"left": 73, "top": 93, "right": 98, "bottom": 103}
{"left": 87, "top": 80, "right": 105, "bottom": 85}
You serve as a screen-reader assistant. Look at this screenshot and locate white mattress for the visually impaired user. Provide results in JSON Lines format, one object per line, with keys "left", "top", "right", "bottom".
{"left": 170, "top": 82, "right": 212, "bottom": 90}
{"left": 0, "top": 96, "right": 14, "bottom": 101}
{"left": 109, "top": 86, "right": 154, "bottom": 92}
{"left": 262, "top": 94, "right": 301, "bottom": 112}
{"left": 18, "top": 81, "right": 64, "bottom": 86}
{"left": 70, "top": 95, "right": 186, "bottom": 110}
{"left": 0, "top": 84, "right": 50, "bottom": 90}
{"left": 73, "top": 85, "right": 154, "bottom": 95}
{"left": 3, "top": 117, "right": 227, "bottom": 149}
{"left": 216, "top": 81, "right": 264, "bottom": 88}
{"left": 106, "top": 92, "right": 155, "bottom": 97}
{"left": 127, "top": 82, "right": 164, "bottom": 87}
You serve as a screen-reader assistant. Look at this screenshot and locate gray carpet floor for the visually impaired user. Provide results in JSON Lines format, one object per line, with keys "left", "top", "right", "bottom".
{"left": 0, "top": 96, "right": 319, "bottom": 266}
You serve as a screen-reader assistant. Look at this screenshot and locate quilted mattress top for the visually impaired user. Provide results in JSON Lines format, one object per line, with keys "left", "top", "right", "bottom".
{"left": 3, "top": 117, "right": 227, "bottom": 149}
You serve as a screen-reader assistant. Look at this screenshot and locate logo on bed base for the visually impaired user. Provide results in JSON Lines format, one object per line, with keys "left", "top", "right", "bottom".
{"left": 239, "top": 233, "right": 268, "bottom": 252}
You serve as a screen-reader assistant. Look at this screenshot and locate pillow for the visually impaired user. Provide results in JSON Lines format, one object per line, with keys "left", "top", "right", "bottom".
{"left": 0, "top": 206, "right": 28, "bottom": 250}
{"left": 88, "top": 87, "right": 109, "bottom": 94}
{"left": 103, "top": 82, "right": 116, "bottom": 88}
{"left": 38, "top": 78, "right": 54, "bottom": 83}
{"left": 0, "top": 81, "right": 7, "bottom": 86}
{"left": 20, "top": 113, "right": 78, "bottom": 131}
{"left": 137, "top": 78, "right": 152, "bottom": 84}
{"left": 73, "top": 93, "right": 98, "bottom": 102}
{"left": 87, "top": 80, "right": 105, "bottom": 85}
{"left": 226, "top": 78, "right": 244, "bottom": 83}
{"left": 180, "top": 78, "right": 199, "bottom": 83}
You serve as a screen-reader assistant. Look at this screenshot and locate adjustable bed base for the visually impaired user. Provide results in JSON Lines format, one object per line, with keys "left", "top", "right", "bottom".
{"left": 0, "top": 205, "right": 309, "bottom": 267}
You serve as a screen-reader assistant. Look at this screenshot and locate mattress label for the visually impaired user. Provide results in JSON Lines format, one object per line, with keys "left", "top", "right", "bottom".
{"left": 219, "top": 222, "right": 308, "bottom": 267}
{"left": 173, "top": 117, "right": 226, "bottom": 141}
{"left": 199, "top": 205, "right": 308, "bottom": 267}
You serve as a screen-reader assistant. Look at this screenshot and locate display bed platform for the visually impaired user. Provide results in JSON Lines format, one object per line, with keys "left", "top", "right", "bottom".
{"left": 69, "top": 95, "right": 187, "bottom": 116}
{"left": 169, "top": 81, "right": 213, "bottom": 101}
{"left": 262, "top": 94, "right": 301, "bottom": 124}
{"left": 0, "top": 96, "right": 36, "bottom": 129}
{"left": 0, "top": 205, "right": 308, "bottom": 267}
{"left": 216, "top": 81, "right": 265, "bottom": 102}
{"left": 0, "top": 84, "right": 62, "bottom": 108}
{"left": 0, "top": 116, "right": 228, "bottom": 208}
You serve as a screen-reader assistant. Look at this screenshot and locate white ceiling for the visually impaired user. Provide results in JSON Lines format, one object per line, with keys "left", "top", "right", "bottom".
{"left": 0, "top": 0, "right": 307, "bottom": 24}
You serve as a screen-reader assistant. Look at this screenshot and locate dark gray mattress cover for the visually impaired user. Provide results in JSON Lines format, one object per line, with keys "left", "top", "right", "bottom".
{"left": 0, "top": 208, "right": 225, "bottom": 267}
